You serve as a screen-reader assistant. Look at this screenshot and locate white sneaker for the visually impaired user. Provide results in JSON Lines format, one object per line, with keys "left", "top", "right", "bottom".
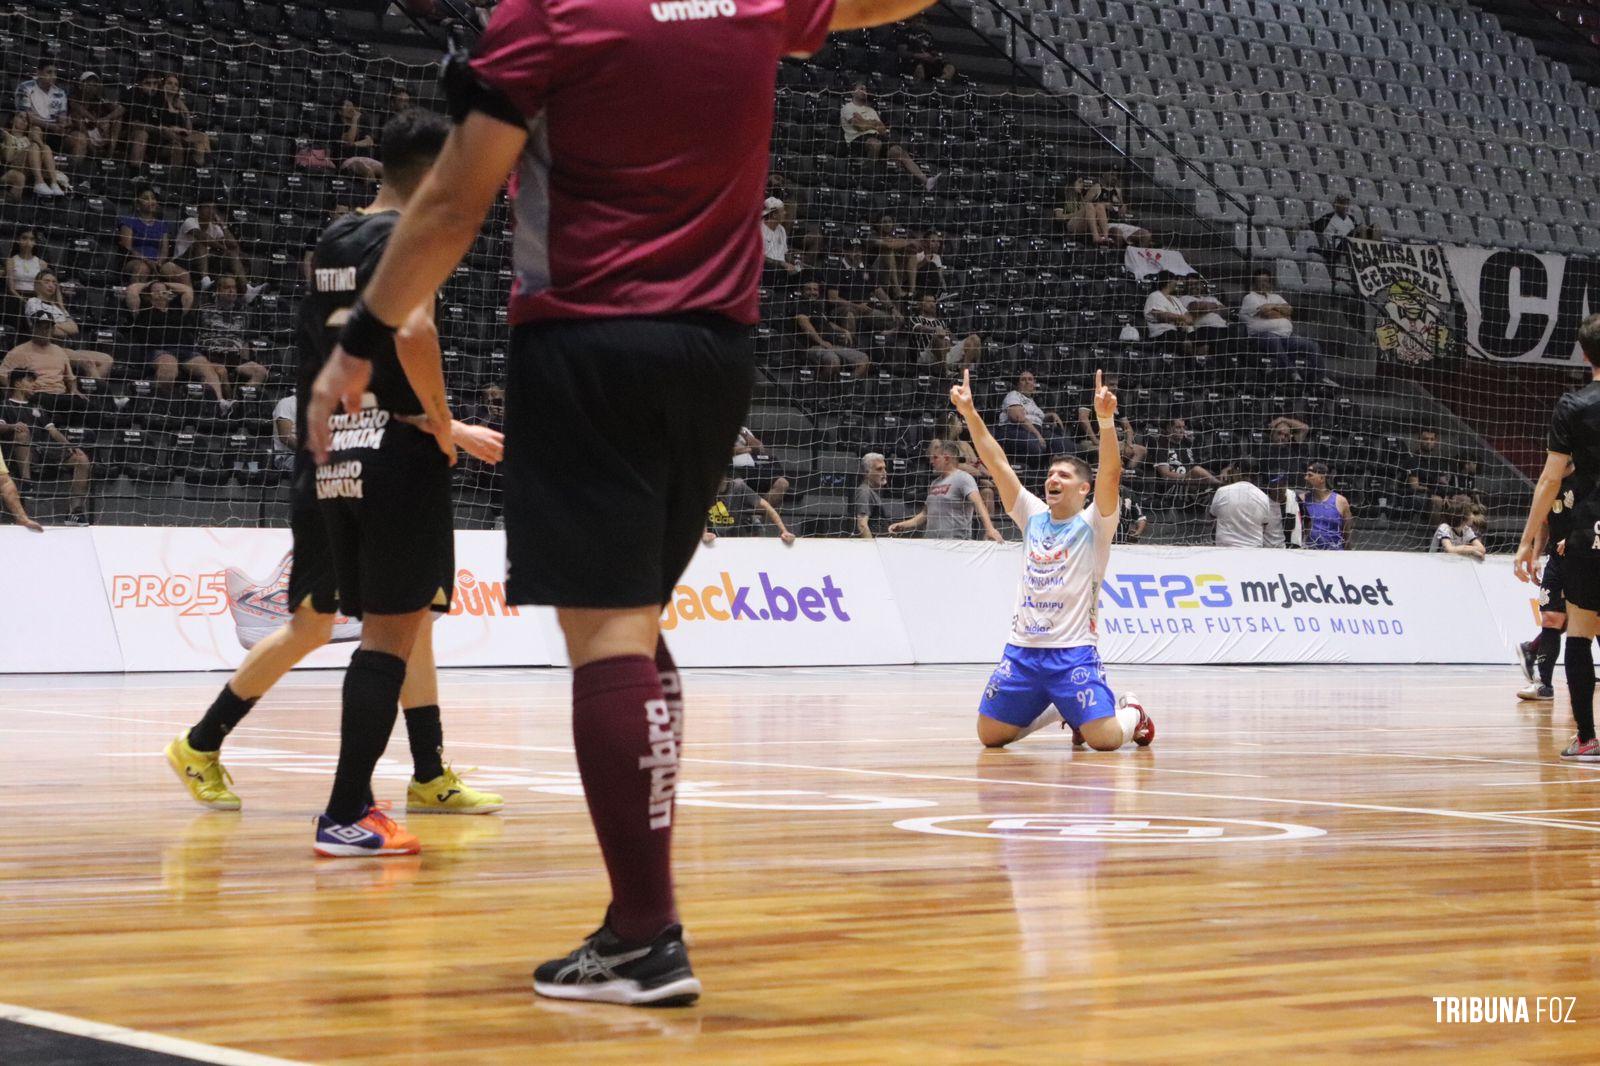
{"left": 34, "top": 181, "right": 60, "bottom": 198}
{"left": 1517, "top": 682, "right": 1554, "bottom": 701}
{"left": 51, "top": 175, "right": 70, "bottom": 194}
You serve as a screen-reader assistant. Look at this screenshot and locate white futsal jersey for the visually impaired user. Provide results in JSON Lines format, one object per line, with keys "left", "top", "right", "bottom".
{"left": 1006, "top": 489, "right": 1117, "bottom": 648}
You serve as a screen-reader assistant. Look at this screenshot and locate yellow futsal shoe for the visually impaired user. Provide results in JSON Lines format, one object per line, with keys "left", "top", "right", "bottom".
{"left": 407, "top": 765, "right": 504, "bottom": 815}
{"left": 164, "top": 730, "right": 241, "bottom": 811}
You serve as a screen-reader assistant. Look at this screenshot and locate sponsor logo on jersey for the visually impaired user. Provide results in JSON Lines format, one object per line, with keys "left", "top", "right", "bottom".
{"left": 650, "top": 0, "right": 736, "bottom": 21}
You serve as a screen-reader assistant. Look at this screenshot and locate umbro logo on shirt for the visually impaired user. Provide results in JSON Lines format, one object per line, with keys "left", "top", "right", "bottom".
{"left": 651, "top": 0, "right": 736, "bottom": 21}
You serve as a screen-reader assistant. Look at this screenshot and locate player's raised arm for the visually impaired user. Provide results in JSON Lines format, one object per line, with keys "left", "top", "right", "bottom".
{"left": 1092, "top": 369, "right": 1122, "bottom": 518}
{"left": 950, "top": 368, "right": 1023, "bottom": 515}
{"left": 1518, "top": 450, "right": 1572, "bottom": 582}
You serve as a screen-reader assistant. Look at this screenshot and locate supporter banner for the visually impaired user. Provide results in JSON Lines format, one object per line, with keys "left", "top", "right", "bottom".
{"left": 1123, "top": 246, "right": 1195, "bottom": 280}
{"left": 1347, "top": 239, "right": 1451, "bottom": 365}
{"left": 88, "top": 528, "right": 557, "bottom": 672}
{"left": 652, "top": 537, "right": 914, "bottom": 667}
{"left": 0, "top": 529, "right": 121, "bottom": 673}
{"left": 884, "top": 542, "right": 1520, "bottom": 666}
{"left": 1445, "top": 246, "right": 1600, "bottom": 366}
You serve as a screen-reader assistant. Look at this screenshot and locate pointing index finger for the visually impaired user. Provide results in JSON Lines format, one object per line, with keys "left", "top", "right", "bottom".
{"left": 962, "top": 367, "right": 970, "bottom": 393}
{"left": 1095, "top": 368, "right": 1103, "bottom": 392}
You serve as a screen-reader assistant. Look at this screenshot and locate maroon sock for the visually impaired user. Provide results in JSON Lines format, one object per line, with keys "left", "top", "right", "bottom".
{"left": 656, "top": 636, "right": 685, "bottom": 750}
{"left": 572, "top": 654, "right": 679, "bottom": 945}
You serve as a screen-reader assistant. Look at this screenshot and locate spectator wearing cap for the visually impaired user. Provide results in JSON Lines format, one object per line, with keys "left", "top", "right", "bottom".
{"left": 839, "top": 84, "right": 938, "bottom": 192}
{"left": 761, "top": 196, "right": 801, "bottom": 283}
{"left": 1239, "top": 269, "right": 1335, "bottom": 385}
{"left": 68, "top": 72, "right": 121, "bottom": 159}
{"left": 1143, "top": 272, "right": 1192, "bottom": 346}
{"left": 827, "top": 238, "right": 901, "bottom": 336}
{"left": 15, "top": 59, "right": 86, "bottom": 161}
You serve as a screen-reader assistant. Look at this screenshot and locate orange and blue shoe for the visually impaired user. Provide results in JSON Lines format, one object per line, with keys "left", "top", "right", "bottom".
{"left": 313, "top": 802, "right": 420, "bottom": 857}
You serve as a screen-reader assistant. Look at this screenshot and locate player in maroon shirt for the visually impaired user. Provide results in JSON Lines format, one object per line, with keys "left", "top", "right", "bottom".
{"left": 307, "top": 0, "right": 937, "bottom": 1006}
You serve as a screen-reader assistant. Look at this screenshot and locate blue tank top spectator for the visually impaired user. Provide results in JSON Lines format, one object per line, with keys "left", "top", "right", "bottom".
{"left": 1300, "top": 462, "right": 1349, "bottom": 550}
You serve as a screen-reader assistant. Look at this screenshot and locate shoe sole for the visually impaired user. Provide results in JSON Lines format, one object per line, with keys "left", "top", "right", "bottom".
{"left": 533, "top": 975, "right": 701, "bottom": 1007}
{"left": 313, "top": 842, "right": 422, "bottom": 857}
{"left": 1517, "top": 692, "right": 1554, "bottom": 702}
{"left": 164, "top": 741, "right": 241, "bottom": 811}
{"left": 406, "top": 803, "right": 505, "bottom": 815}
{"left": 1560, "top": 754, "right": 1600, "bottom": 763}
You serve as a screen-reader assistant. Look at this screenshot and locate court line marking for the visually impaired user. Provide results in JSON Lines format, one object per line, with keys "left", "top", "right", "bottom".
{"left": 0, "top": 1002, "right": 307, "bottom": 1066}
{"left": 1484, "top": 806, "right": 1600, "bottom": 814}
{"left": 666, "top": 755, "right": 1600, "bottom": 835}
{"left": 19, "top": 707, "right": 1600, "bottom": 830}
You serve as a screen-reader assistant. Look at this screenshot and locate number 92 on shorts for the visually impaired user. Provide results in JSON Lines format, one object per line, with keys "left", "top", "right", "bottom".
{"left": 978, "top": 645, "right": 1116, "bottom": 729}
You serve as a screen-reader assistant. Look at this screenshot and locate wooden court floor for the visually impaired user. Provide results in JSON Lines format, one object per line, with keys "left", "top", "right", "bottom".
{"left": 2, "top": 663, "right": 1598, "bottom": 1065}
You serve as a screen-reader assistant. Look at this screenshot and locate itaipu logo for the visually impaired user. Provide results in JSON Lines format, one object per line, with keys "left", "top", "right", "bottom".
{"left": 660, "top": 571, "right": 850, "bottom": 631}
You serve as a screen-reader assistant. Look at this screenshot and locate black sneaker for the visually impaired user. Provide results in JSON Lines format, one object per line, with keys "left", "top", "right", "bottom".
{"left": 533, "top": 923, "right": 700, "bottom": 1007}
{"left": 1518, "top": 640, "right": 1537, "bottom": 684}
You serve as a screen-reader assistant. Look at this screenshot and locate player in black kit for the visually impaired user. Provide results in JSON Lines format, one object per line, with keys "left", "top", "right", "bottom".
{"left": 1516, "top": 313, "right": 1600, "bottom": 761}
{"left": 1516, "top": 458, "right": 1576, "bottom": 702}
{"left": 164, "top": 111, "right": 506, "bottom": 846}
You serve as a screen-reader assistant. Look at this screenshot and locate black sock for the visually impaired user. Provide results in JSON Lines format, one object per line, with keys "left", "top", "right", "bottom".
{"left": 324, "top": 650, "right": 408, "bottom": 824}
{"left": 403, "top": 704, "right": 445, "bottom": 782}
{"left": 188, "top": 684, "right": 259, "bottom": 752}
{"left": 1564, "top": 637, "right": 1595, "bottom": 743}
{"left": 1537, "top": 627, "right": 1563, "bottom": 687}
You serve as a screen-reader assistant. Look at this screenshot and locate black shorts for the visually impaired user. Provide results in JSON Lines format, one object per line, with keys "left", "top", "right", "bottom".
{"left": 1562, "top": 542, "right": 1600, "bottom": 613}
{"left": 503, "top": 313, "right": 755, "bottom": 608}
{"left": 1540, "top": 551, "right": 1568, "bottom": 615}
{"left": 286, "top": 455, "right": 339, "bottom": 615}
{"left": 316, "top": 407, "right": 454, "bottom": 618}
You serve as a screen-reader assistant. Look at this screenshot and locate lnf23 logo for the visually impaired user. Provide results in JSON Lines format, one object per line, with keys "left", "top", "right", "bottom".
{"left": 893, "top": 813, "right": 1326, "bottom": 843}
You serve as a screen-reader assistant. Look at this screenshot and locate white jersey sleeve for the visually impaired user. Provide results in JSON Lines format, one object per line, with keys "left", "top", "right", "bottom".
{"left": 1007, "top": 487, "right": 1048, "bottom": 529}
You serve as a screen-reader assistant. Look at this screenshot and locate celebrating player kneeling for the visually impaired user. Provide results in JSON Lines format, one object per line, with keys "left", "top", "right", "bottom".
{"left": 950, "top": 369, "right": 1154, "bottom": 750}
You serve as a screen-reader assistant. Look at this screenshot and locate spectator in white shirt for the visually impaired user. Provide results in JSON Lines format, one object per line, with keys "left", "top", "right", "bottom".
{"left": 761, "top": 196, "right": 800, "bottom": 281}
{"left": 995, "top": 368, "right": 1069, "bottom": 463}
{"left": 1180, "top": 275, "right": 1229, "bottom": 354}
{"left": 175, "top": 199, "right": 249, "bottom": 289}
{"left": 272, "top": 393, "right": 296, "bottom": 471}
{"left": 1431, "top": 498, "right": 1485, "bottom": 559}
{"left": 1210, "top": 459, "right": 1285, "bottom": 548}
{"left": 15, "top": 60, "right": 86, "bottom": 160}
{"left": 839, "top": 84, "right": 937, "bottom": 192}
{"left": 1238, "top": 269, "right": 1335, "bottom": 385}
{"left": 1143, "top": 272, "right": 1191, "bottom": 344}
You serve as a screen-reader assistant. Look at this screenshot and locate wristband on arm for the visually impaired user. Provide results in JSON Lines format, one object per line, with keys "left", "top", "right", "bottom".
{"left": 338, "top": 299, "right": 396, "bottom": 362}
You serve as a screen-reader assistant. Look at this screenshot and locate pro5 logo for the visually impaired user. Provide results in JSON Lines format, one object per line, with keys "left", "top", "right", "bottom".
{"left": 1100, "top": 573, "right": 1233, "bottom": 610}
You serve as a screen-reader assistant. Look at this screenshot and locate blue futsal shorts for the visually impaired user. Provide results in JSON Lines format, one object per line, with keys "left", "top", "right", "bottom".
{"left": 977, "top": 644, "right": 1117, "bottom": 729}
